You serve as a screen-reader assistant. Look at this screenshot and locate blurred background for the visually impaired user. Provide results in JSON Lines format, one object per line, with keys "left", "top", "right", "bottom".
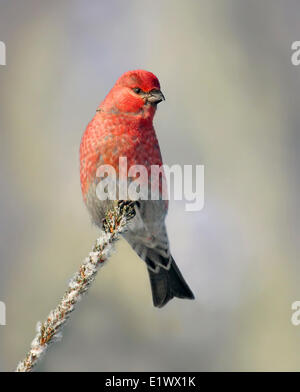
{"left": 0, "top": 0, "right": 300, "bottom": 372}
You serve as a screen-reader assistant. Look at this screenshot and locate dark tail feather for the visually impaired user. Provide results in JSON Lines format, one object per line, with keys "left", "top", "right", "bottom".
{"left": 147, "top": 257, "right": 195, "bottom": 308}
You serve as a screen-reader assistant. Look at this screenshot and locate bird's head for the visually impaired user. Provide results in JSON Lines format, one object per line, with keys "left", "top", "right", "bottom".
{"left": 99, "top": 70, "right": 165, "bottom": 118}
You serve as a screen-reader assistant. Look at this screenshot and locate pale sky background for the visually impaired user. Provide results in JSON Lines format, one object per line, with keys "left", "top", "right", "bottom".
{"left": 0, "top": 0, "right": 300, "bottom": 371}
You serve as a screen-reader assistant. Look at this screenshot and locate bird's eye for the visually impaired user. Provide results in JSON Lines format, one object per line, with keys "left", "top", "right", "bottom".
{"left": 133, "top": 87, "right": 142, "bottom": 94}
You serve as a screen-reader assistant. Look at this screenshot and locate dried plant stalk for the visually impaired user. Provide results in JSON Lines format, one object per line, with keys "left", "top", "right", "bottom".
{"left": 16, "top": 201, "right": 135, "bottom": 372}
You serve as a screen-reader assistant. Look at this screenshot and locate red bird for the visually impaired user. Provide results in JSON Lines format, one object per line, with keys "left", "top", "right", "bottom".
{"left": 80, "top": 70, "right": 194, "bottom": 307}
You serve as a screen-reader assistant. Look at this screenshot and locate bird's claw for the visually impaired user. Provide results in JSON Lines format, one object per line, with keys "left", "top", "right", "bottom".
{"left": 117, "top": 200, "right": 137, "bottom": 221}
{"left": 102, "top": 200, "right": 137, "bottom": 233}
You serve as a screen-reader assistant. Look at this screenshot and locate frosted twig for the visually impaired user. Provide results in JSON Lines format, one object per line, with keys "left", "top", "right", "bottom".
{"left": 16, "top": 201, "right": 135, "bottom": 372}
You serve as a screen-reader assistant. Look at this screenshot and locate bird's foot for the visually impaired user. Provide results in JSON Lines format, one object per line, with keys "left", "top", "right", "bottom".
{"left": 102, "top": 200, "right": 137, "bottom": 233}
{"left": 117, "top": 200, "right": 137, "bottom": 221}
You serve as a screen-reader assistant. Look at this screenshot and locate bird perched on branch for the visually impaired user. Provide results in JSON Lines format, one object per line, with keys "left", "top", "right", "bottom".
{"left": 80, "top": 70, "right": 194, "bottom": 307}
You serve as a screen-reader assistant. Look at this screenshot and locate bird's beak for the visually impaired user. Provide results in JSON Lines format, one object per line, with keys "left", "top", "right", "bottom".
{"left": 146, "top": 89, "right": 165, "bottom": 105}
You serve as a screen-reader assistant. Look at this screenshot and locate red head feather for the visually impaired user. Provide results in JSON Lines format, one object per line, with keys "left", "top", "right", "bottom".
{"left": 99, "top": 70, "right": 162, "bottom": 115}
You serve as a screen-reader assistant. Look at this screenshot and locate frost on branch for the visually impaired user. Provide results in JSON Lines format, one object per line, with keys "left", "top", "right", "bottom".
{"left": 16, "top": 201, "right": 135, "bottom": 372}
